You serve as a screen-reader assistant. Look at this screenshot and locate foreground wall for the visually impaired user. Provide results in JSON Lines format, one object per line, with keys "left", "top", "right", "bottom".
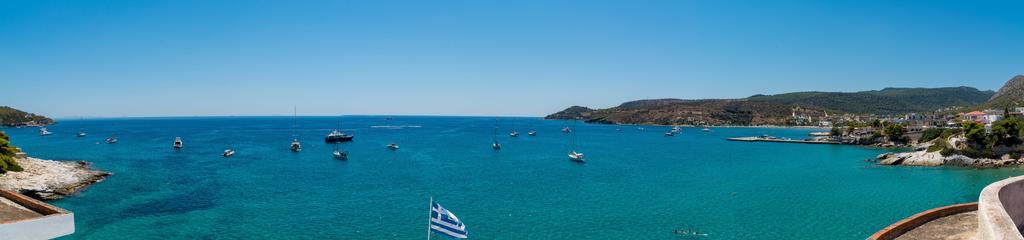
{"left": 0, "top": 190, "right": 75, "bottom": 240}
{"left": 977, "top": 176, "right": 1024, "bottom": 240}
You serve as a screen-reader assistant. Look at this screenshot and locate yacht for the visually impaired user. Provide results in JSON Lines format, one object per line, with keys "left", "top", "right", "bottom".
{"left": 527, "top": 130, "right": 537, "bottom": 136}
{"left": 387, "top": 143, "right": 400, "bottom": 150}
{"left": 39, "top": 127, "right": 52, "bottom": 136}
{"left": 173, "top": 137, "right": 183, "bottom": 149}
{"left": 222, "top": 149, "right": 235, "bottom": 157}
{"left": 324, "top": 130, "right": 354, "bottom": 143}
{"left": 77, "top": 129, "right": 87, "bottom": 137}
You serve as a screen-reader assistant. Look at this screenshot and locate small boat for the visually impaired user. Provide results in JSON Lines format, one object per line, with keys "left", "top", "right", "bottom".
{"left": 387, "top": 143, "right": 400, "bottom": 150}
{"left": 562, "top": 127, "right": 572, "bottom": 133}
{"left": 223, "top": 149, "right": 235, "bottom": 157}
{"left": 39, "top": 127, "right": 52, "bottom": 136}
{"left": 702, "top": 127, "right": 711, "bottom": 132}
{"left": 568, "top": 151, "right": 585, "bottom": 163}
{"left": 106, "top": 136, "right": 118, "bottom": 144}
{"left": 491, "top": 124, "right": 502, "bottom": 150}
{"left": 527, "top": 130, "right": 537, "bottom": 136}
{"left": 509, "top": 131, "right": 520, "bottom": 137}
{"left": 671, "top": 126, "right": 682, "bottom": 133}
{"left": 664, "top": 131, "right": 675, "bottom": 136}
{"left": 333, "top": 150, "right": 348, "bottom": 160}
{"left": 568, "top": 118, "right": 585, "bottom": 163}
{"left": 173, "top": 137, "right": 183, "bottom": 149}
{"left": 637, "top": 127, "right": 645, "bottom": 131}
{"left": 289, "top": 106, "right": 301, "bottom": 152}
{"left": 290, "top": 138, "right": 302, "bottom": 152}
{"left": 77, "top": 129, "right": 87, "bottom": 137}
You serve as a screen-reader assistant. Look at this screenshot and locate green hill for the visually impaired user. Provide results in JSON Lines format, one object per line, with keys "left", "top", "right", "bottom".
{"left": 0, "top": 106, "right": 54, "bottom": 127}
{"left": 981, "top": 75, "right": 1024, "bottom": 109}
{"left": 547, "top": 85, "right": 996, "bottom": 125}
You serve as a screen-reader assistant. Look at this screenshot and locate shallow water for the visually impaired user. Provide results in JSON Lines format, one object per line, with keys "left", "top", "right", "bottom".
{"left": 4, "top": 116, "right": 1022, "bottom": 239}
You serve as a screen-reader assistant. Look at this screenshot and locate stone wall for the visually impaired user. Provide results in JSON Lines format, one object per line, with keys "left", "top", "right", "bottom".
{"left": 977, "top": 176, "right": 1024, "bottom": 240}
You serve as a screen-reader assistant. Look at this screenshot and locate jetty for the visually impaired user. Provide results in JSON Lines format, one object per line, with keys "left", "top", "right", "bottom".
{"left": 726, "top": 136, "right": 842, "bottom": 145}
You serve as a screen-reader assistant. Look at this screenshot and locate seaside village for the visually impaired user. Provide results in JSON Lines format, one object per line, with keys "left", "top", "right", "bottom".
{"left": 788, "top": 106, "right": 1012, "bottom": 144}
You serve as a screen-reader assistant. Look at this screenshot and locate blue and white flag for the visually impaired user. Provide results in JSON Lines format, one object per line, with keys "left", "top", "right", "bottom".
{"left": 430, "top": 201, "right": 468, "bottom": 238}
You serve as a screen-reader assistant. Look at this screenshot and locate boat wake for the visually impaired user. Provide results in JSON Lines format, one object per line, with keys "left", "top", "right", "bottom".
{"left": 371, "top": 125, "right": 422, "bottom": 129}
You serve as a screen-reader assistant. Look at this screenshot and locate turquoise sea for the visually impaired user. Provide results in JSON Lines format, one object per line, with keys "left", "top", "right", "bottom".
{"left": 4, "top": 116, "right": 1023, "bottom": 239}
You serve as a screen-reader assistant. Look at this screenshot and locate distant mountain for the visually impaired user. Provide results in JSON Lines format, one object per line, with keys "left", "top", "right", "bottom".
{"left": 982, "top": 75, "right": 1024, "bottom": 109}
{"left": 0, "top": 106, "right": 53, "bottom": 127}
{"left": 546, "top": 85, "right": 996, "bottom": 126}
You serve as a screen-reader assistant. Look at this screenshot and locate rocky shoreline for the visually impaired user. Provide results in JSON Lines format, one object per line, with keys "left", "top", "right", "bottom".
{"left": 874, "top": 151, "right": 1023, "bottom": 168}
{"left": 0, "top": 157, "right": 110, "bottom": 200}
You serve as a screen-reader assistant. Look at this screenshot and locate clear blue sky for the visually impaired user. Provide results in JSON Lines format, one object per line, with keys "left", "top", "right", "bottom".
{"left": 1, "top": 0, "right": 1022, "bottom": 118}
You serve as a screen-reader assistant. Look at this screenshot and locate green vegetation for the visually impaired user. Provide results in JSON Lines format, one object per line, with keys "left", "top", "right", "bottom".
{"left": 931, "top": 119, "right": 1024, "bottom": 159}
{"left": 883, "top": 123, "right": 908, "bottom": 143}
{"left": 0, "top": 131, "right": 23, "bottom": 173}
{"left": 746, "top": 87, "right": 994, "bottom": 115}
{"left": 0, "top": 106, "right": 54, "bottom": 127}
{"left": 919, "top": 128, "right": 944, "bottom": 143}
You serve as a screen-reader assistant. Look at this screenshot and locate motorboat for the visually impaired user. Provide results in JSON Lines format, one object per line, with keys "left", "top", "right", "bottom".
{"left": 527, "top": 130, "right": 537, "bottom": 136}
{"left": 562, "top": 127, "right": 571, "bottom": 133}
{"left": 173, "top": 137, "right": 183, "bottom": 149}
{"left": 568, "top": 151, "right": 585, "bottom": 163}
{"left": 77, "top": 129, "right": 87, "bottom": 137}
{"left": 333, "top": 150, "right": 348, "bottom": 160}
{"left": 324, "top": 130, "right": 354, "bottom": 143}
{"left": 387, "top": 143, "right": 400, "bottom": 150}
{"left": 39, "top": 127, "right": 52, "bottom": 136}
{"left": 223, "top": 149, "right": 235, "bottom": 157}
{"left": 509, "top": 131, "right": 520, "bottom": 137}
{"left": 106, "top": 136, "right": 118, "bottom": 144}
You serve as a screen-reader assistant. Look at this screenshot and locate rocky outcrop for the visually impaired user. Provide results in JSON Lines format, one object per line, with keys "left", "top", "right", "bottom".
{"left": 0, "top": 157, "right": 110, "bottom": 200}
{"left": 876, "top": 151, "right": 1024, "bottom": 168}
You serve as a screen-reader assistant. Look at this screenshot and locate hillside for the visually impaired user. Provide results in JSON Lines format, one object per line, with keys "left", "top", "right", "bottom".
{"left": 546, "top": 85, "right": 996, "bottom": 126}
{"left": 981, "top": 75, "right": 1024, "bottom": 109}
{"left": 0, "top": 106, "right": 54, "bottom": 127}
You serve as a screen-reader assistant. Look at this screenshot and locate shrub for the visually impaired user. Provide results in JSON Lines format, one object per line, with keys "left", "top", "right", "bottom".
{"left": 0, "top": 155, "right": 21, "bottom": 173}
{"left": 919, "top": 128, "right": 944, "bottom": 143}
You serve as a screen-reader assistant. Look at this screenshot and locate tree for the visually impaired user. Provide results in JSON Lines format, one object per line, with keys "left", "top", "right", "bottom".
{"left": 883, "top": 123, "right": 907, "bottom": 142}
{"left": 990, "top": 118, "right": 1024, "bottom": 147}
{"left": 962, "top": 121, "right": 988, "bottom": 147}
{"left": 830, "top": 127, "right": 843, "bottom": 137}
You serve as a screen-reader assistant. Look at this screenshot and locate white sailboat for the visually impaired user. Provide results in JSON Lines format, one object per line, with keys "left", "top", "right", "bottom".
{"left": 492, "top": 123, "right": 501, "bottom": 150}
{"left": 173, "top": 137, "right": 183, "bottom": 149}
{"left": 568, "top": 118, "right": 585, "bottom": 163}
{"left": 290, "top": 106, "right": 302, "bottom": 152}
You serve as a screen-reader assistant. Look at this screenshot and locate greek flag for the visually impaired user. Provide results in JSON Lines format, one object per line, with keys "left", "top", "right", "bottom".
{"left": 430, "top": 201, "right": 468, "bottom": 238}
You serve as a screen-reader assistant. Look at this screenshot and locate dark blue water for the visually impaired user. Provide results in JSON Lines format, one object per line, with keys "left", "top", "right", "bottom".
{"left": 4, "top": 116, "right": 1021, "bottom": 239}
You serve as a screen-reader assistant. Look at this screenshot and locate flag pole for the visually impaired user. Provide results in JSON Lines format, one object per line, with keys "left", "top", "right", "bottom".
{"left": 426, "top": 196, "right": 433, "bottom": 240}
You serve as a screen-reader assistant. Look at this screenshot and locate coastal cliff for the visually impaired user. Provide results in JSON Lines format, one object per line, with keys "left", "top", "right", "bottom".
{"left": 0, "top": 157, "right": 110, "bottom": 200}
{"left": 0, "top": 106, "right": 54, "bottom": 127}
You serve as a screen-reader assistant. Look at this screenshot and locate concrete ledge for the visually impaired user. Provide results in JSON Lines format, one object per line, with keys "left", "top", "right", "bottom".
{"left": 978, "top": 175, "right": 1024, "bottom": 240}
{"left": 0, "top": 190, "right": 75, "bottom": 239}
{"left": 868, "top": 202, "right": 978, "bottom": 240}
